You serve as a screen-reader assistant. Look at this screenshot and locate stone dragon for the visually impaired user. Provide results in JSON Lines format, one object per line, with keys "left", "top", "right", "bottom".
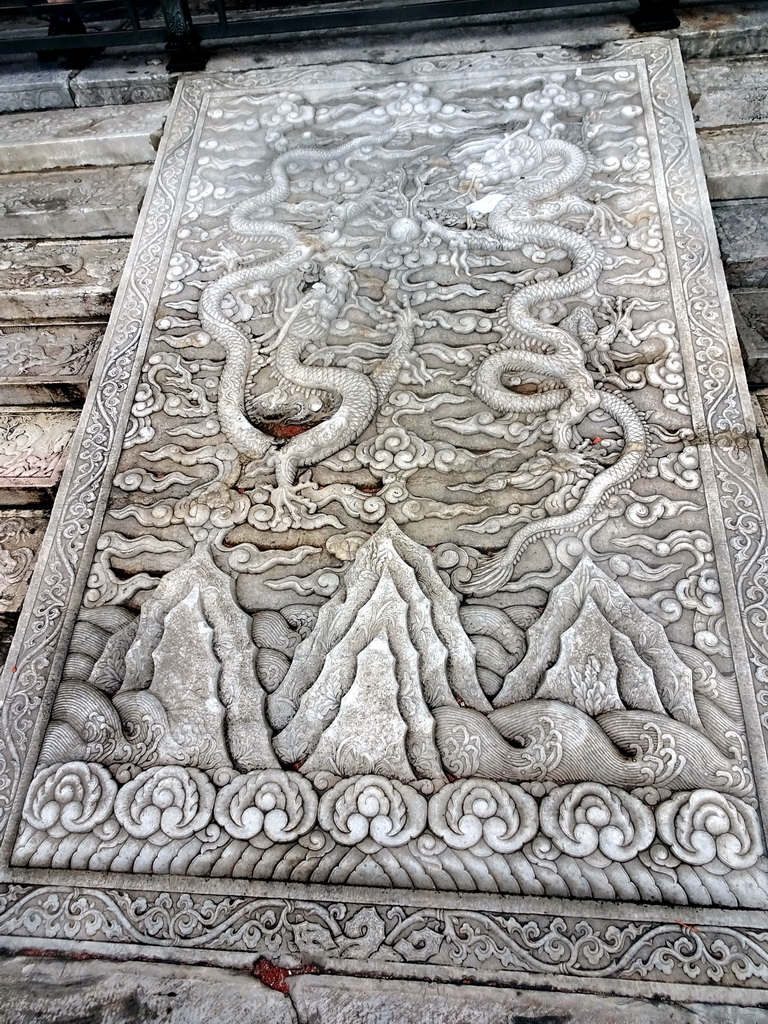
{"left": 423, "top": 133, "right": 648, "bottom": 592}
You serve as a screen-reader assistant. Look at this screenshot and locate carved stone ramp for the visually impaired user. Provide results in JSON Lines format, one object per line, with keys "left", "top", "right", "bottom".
{"left": 2, "top": 40, "right": 768, "bottom": 1010}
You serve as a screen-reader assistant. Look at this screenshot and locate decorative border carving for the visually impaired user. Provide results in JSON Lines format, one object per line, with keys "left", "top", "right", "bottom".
{"left": 1, "top": 884, "right": 768, "bottom": 990}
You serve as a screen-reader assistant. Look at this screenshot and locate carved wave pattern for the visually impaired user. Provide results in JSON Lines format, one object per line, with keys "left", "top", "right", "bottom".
{"left": 12, "top": 763, "right": 767, "bottom": 907}
{"left": 1, "top": 881, "right": 768, "bottom": 988}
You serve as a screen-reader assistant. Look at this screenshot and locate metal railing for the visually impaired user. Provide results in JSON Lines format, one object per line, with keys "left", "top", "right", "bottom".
{"left": 0, "top": 0, "right": 690, "bottom": 71}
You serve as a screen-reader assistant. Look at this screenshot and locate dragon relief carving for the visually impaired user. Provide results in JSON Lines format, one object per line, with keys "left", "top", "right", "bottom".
{"left": 15, "top": 65, "right": 767, "bottom": 911}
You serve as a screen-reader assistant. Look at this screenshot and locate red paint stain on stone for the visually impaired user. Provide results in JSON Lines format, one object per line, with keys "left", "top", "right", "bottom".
{"left": 252, "top": 957, "right": 318, "bottom": 993}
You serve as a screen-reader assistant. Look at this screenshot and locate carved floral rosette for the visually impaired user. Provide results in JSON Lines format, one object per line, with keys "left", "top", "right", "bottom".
{"left": 1, "top": 39, "right": 768, "bottom": 1000}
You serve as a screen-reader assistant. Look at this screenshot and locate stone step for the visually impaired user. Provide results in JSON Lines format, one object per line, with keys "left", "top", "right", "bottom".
{"left": 0, "top": 238, "right": 130, "bottom": 320}
{"left": 0, "top": 322, "right": 103, "bottom": 404}
{"left": 0, "top": 613, "right": 17, "bottom": 674}
{"left": 1, "top": 4, "right": 768, "bottom": 113}
{"left": 71, "top": 57, "right": 176, "bottom": 108}
{"left": 0, "top": 102, "right": 168, "bottom": 175}
{"left": 0, "top": 164, "right": 150, "bottom": 239}
{"left": 698, "top": 123, "right": 768, "bottom": 200}
{"left": 687, "top": 52, "right": 768, "bottom": 127}
{"left": 732, "top": 287, "right": 768, "bottom": 384}
{"left": 0, "top": 63, "right": 73, "bottom": 115}
{"left": 0, "top": 509, "right": 48, "bottom": 614}
{"left": 0, "top": 407, "right": 80, "bottom": 504}
{"left": 711, "top": 198, "right": 768, "bottom": 288}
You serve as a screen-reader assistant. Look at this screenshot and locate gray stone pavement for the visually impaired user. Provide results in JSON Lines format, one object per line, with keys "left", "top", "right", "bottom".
{"left": 0, "top": 955, "right": 766, "bottom": 1023}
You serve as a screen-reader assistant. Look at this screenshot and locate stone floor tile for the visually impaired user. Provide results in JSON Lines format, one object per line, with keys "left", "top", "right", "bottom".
{"left": 288, "top": 976, "right": 707, "bottom": 1024}
{"left": 0, "top": 956, "right": 296, "bottom": 1024}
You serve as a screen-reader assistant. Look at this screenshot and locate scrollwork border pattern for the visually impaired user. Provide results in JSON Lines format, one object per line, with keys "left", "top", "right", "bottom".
{"left": 1, "top": 884, "right": 768, "bottom": 990}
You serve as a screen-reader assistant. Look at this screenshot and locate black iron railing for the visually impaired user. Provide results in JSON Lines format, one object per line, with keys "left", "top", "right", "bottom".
{"left": 0, "top": 0, "right": 689, "bottom": 72}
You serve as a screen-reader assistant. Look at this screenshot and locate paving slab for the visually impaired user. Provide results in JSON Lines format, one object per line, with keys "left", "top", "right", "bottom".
{"left": 0, "top": 510, "right": 48, "bottom": 614}
{"left": 0, "top": 238, "right": 130, "bottom": 320}
{"left": 1, "top": 38, "right": 768, "bottom": 1011}
{"left": 0, "top": 956, "right": 296, "bottom": 1024}
{"left": 0, "top": 102, "right": 168, "bottom": 175}
{"left": 0, "top": 322, "right": 103, "bottom": 404}
{"left": 0, "top": 164, "right": 150, "bottom": 239}
{"left": 0, "top": 407, "right": 79, "bottom": 503}
{"left": 288, "top": 975, "right": 768, "bottom": 1024}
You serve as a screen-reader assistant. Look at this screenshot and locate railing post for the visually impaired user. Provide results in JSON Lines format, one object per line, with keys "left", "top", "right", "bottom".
{"left": 158, "top": 0, "right": 206, "bottom": 72}
{"left": 630, "top": 0, "right": 680, "bottom": 30}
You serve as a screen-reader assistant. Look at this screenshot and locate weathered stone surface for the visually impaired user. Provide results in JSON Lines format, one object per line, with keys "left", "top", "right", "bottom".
{"left": 0, "top": 408, "right": 79, "bottom": 503}
{"left": 0, "top": 102, "right": 168, "bottom": 175}
{"left": 731, "top": 288, "right": 768, "bottom": 383}
{"left": 699, "top": 124, "right": 768, "bottom": 200}
{"left": 712, "top": 198, "right": 768, "bottom": 287}
{"left": 0, "top": 615, "right": 16, "bottom": 675}
{"left": 203, "top": 1, "right": 768, "bottom": 70}
{"left": 0, "top": 510, "right": 47, "bottom": 614}
{"left": 0, "top": 956, "right": 296, "bottom": 1024}
{"left": 688, "top": 53, "right": 768, "bottom": 127}
{"left": 71, "top": 56, "right": 177, "bottom": 107}
{"left": 0, "top": 323, "right": 102, "bottom": 404}
{"left": 686, "top": 1006, "right": 768, "bottom": 1023}
{"left": 288, "top": 976, "right": 768, "bottom": 1023}
{"left": 0, "top": 164, "right": 150, "bottom": 239}
{"left": 2, "top": 39, "right": 768, "bottom": 1007}
{"left": 0, "top": 64, "right": 73, "bottom": 114}
{"left": 0, "top": 239, "right": 129, "bottom": 320}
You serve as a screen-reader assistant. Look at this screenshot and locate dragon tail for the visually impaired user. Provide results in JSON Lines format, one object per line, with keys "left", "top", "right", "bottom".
{"left": 469, "top": 390, "right": 647, "bottom": 595}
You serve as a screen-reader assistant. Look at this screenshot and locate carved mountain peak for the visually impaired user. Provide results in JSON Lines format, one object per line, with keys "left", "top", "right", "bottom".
{"left": 494, "top": 557, "right": 703, "bottom": 730}
{"left": 270, "top": 521, "right": 494, "bottom": 779}
{"left": 117, "top": 546, "right": 276, "bottom": 771}
{"left": 268, "top": 520, "right": 490, "bottom": 734}
{"left": 300, "top": 633, "right": 419, "bottom": 781}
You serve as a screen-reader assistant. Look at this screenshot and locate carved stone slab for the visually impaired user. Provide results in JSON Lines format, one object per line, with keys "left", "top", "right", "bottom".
{"left": 2, "top": 41, "right": 768, "bottom": 1005}
{"left": 0, "top": 324, "right": 102, "bottom": 404}
{"left": 0, "top": 510, "right": 47, "bottom": 614}
{"left": 0, "top": 239, "right": 130, "bottom": 321}
{"left": 0, "top": 103, "right": 168, "bottom": 174}
{"left": 0, "top": 409, "right": 79, "bottom": 502}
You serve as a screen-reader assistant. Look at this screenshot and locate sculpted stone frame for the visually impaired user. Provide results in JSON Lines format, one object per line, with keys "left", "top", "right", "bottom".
{"left": 2, "top": 39, "right": 768, "bottom": 1005}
